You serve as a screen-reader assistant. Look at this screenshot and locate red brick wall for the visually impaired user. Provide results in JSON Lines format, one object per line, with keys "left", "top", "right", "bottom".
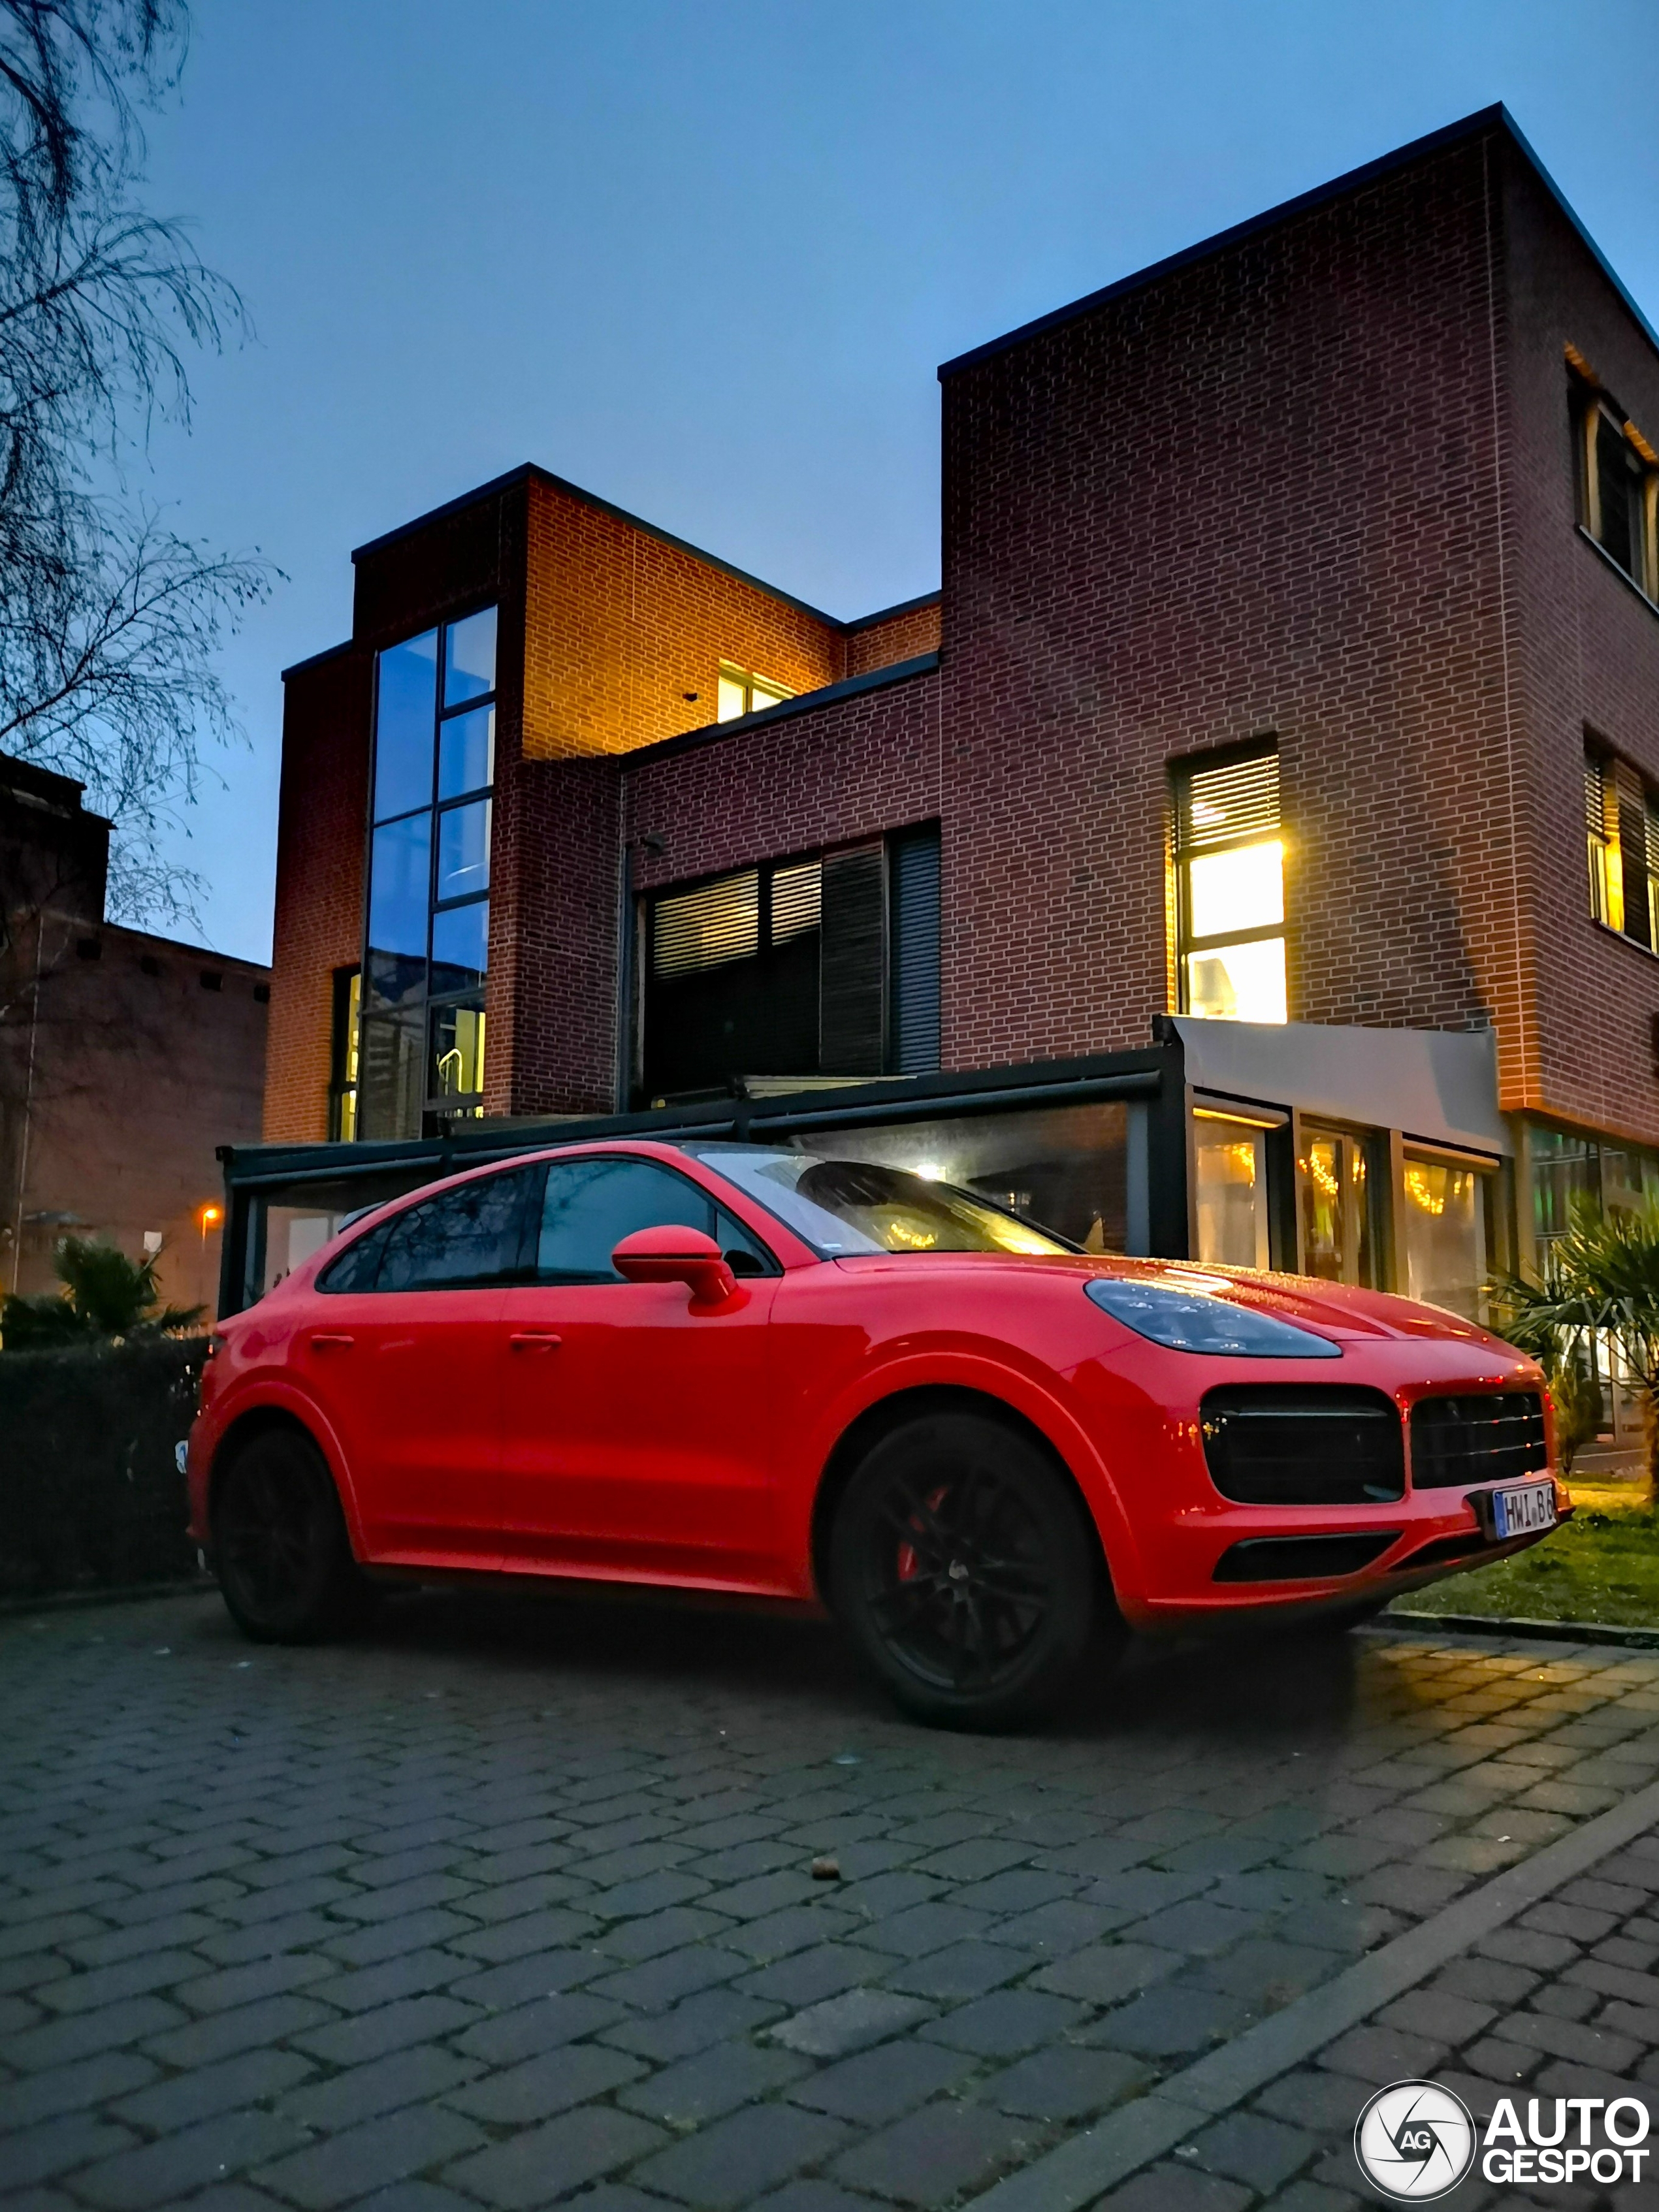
{"left": 845, "top": 596, "right": 942, "bottom": 676}
{"left": 263, "top": 649, "right": 371, "bottom": 1141}
{"left": 937, "top": 128, "right": 1516, "bottom": 1077}
{"left": 1500, "top": 141, "right": 1659, "bottom": 1146}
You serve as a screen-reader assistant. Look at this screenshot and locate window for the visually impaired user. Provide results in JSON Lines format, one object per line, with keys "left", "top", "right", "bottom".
{"left": 536, "top": 1157, "right": 773, "bottom": 1283}
{"left": 321, "top": 1164, "right": 539, "bottom": 1293}
{"left": 716, "top": 664, "right": 792, "bottom": 721}
{"left": 360, "top": 605, "right": 496, "bottom": 1140}
{"left": 639, "top": 825, "right": 941, "bottom": 1102}
{"left": 1193, "top": 1111, "right": 1273, "bottom": 1269}
{"left": 1577, "top": 385, "right": 1658, "bottom": 598}
{"left": 1585, "top": 747, "right": 1659, "bottom": 948}
{"left": 1402, "top": 1152, "right": 1489, "bottom": 1321}
{"left": 330, "top": 968, "right": 361, "bottom": 1142}
{"left": 1174, "top": 746, "right": 1287, "bottom": 1024}
{"left": 685, "top": 1148, "right": 1068, "bottom": 1258}
{"left": 1297, "top": 1125, "right": 1377, "bottom": 1286}
{"left": 1587, "top": 754, "right": 1613, "bottom": 926}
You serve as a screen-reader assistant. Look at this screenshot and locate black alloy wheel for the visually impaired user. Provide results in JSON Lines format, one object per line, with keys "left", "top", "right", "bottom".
{"left": 829, "top": 1409, "right": 1112, "bottom": 1729}
{"left": 213, "top": 1427, "right": 376, "bottom": 1644}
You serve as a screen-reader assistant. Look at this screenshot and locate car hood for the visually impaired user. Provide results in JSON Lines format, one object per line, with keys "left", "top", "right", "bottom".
{"left": 830, "top": 1250, "right": 1521, "bottom": 1356}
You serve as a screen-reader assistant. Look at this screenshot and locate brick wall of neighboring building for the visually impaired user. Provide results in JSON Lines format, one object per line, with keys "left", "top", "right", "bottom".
{"left": 1500, "top": 138, "right": 1659, "bottom": 1147}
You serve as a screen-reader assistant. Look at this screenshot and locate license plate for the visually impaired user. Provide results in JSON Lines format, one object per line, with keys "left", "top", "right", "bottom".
{"left": 1492, "top": 1480, "right": 1556, "bottom": 1539}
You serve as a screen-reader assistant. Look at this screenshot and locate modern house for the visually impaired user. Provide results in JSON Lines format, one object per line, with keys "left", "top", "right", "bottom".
{"left": 1, "top": 755, "right": 268, "bottom": 1311}
{"left": 242, "top": 105, "right": 1659, "bottom": 1420}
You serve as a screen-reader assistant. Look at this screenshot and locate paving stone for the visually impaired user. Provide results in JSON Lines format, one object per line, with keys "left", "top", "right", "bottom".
{"left": 1086, "top": 1983, "right": 1252, "bottom": 2058}
{"left": 619, "top": 2040, "right": 807, "bottom": 2127}
{"left": 789, "top": 2040, "right": 973, "bottom": 2123}
{"left": 3, "top": 1993, "right": 188, "bottom": 2072}
{"left": 0, "top": 2047, "right": 159, "bottom": 2131}
{"left": 831, "top": 2100, "right": 1035, "bottom": 2206}
{"left": 604, "top": 1987, "right": 784, "bottom": 2063}
{"left": 634, "top": 2106, "right": 850, "bottom": 2210}
{"left": 280, "top": 2043, "right": 479, "bottom": 2130}
{"left": 1031, "top": 1940, "right": 1184, "bottom": 2004}
{"left": 1099, "top": 2163, "right": 1253, "bottom": 2212}
{"left": 920, "top": 1989, "right": 1086, "bottom": 2056}
{"left": 443, "top": 2104, "right": 668, "bottom": 2209}
{"left": 588, "top": 1944, "right": 751, "bottom": 2010}
{"left": 114, "top": 2046, "right": 315, "bottom": 2132}
{"left": 291, "top": 1993, "right": 479, "bottom": 2066}
{"left": 749, "top": 2185, "right": 890, "bottom": 2212}
{"left": 138, "top": 1991, "right": 336, "bottom": 2067}
{"left": 74, "top": 2110, "right": 308, "bottom": 2210}
{"left": 984, "top": 1900, "right": 1122, "bottom": 1955}
{"left": 0, "top": 2111, "right": 139, "bottom": 2193}
{"left": 981, "top": 2043, "right": 1147, "bottom": 2121}
{"left": 256, "top": 2106, "right": 486, "bottom": 2212}
{"left": 738, "top": 1944, "right": 896, "bottom": 2009}
{"left": 858, "top": 1902, "right": 992, "bottom": 1960}
{"left": 454, "top": 1988, "right": 629, "bottom": 2064}
{"left": 1188, "top": 2111, "right": 1317, "bottom": 2192}
{"left": 883, "top": 1940, "right": 1027, "bottom": 2002}
{"left": 446, "top": 2038, "right": 645, "bottom": 2123}
{"left": 772, "top": 1987, "right": 935, "bottom": 2058}
{"left": 442, "top": 1947, "right": 603, "bottom": 2009}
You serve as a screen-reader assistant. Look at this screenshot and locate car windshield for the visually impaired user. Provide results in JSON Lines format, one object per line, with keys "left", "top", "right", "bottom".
{"left": 686, "top": 1146, "right": 1071, "bottom": 1258}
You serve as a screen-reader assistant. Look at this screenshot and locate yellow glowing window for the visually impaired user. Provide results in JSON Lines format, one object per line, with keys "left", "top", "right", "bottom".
{"left": 1174, "top": 746, "right": 1287, "bottom": 1025}
{"left": 717, "top": 664, "right": 793, "bottom": 722}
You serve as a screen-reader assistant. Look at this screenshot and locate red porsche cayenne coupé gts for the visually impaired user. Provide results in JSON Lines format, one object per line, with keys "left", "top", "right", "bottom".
{"left": 188, "top": 1140, "right": 1566, "bottom": 1727}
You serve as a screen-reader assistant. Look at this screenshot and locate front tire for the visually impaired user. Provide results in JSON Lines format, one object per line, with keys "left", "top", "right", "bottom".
{"left": 828, "top": 1411, "right": 1107, "bottom": 1730}
{"left": 212, "top": 1427, "right": 376, "bottom": 1644}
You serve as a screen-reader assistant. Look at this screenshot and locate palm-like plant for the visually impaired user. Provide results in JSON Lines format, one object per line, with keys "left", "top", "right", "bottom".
{"left": 0, "top": 1238, "right": 202, "bottom": 1350}
{"left": 1490, "top": 1197, "right": 1659, "bottom": 1502}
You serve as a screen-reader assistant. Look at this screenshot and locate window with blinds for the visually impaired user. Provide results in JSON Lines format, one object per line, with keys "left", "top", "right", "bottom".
{"left": 639, "top": 827, "right": 941, "bottom": 1102}
{"left": 1173, "top": 745, "right": 1287, "bottom": 1025}
{"left": 1587, "top": 753, "right": 1613, "bottom": 927}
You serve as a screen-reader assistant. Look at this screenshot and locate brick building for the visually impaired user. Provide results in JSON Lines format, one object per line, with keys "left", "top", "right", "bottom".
{"left": 246, "top": 104, "right": 1659, "bottom": 1392}
{"left": 1, "top": 756, "right": 269, "bottom": 1311}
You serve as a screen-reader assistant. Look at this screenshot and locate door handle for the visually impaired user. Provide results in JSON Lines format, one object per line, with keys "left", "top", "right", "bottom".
{"left": 509, "top": 1332, "right": 562, "bottom": 1351}
{"left": 309, "top": 1333, "right": 355, "bottom": 1350}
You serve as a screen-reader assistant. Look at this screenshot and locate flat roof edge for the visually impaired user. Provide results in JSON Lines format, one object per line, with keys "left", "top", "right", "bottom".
{"left": 348, "top": 462, "right": 851, "bottom": 631}
{"left": 843, "top": 588, "right": 942, "bottom": 633}
{"left": 939, "top": 104, "right": 1513, "bottom": 379}
{"left": 281, "top": 637, "right": 357, "bottom": 682}
{"left": 623, "top": 652, "right": 941, "bottom": 767}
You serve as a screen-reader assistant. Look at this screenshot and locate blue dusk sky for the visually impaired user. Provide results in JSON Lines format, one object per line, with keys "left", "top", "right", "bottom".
{"left": 133, "top": 0, "right": 1659, "bottom": 961}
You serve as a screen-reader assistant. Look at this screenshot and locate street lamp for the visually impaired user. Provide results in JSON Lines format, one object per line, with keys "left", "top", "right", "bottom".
{"left": 197, "top": 1202, "right": 222, "bottom": 1310}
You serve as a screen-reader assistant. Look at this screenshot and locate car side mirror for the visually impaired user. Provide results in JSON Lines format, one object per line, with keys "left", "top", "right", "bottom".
{"left": 611, "top": 1225, "right": 739, "bottom": 1309}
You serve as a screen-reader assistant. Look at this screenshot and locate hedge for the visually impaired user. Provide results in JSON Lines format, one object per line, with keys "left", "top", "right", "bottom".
{"left": 0, "top": 1338, "right": 208, "bottom": 1599}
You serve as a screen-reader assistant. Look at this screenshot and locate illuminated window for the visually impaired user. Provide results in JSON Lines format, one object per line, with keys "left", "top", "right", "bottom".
{"left": 717, "top": 663, "right": 792, "bottom": 721}
{"left": 1173, "top": 746, "right": 1286, "bottom": 1024}
{"left": 1585, "top": 745, "right": 1659, "bottom": 949}
{"left": 1297, "top": 1125, "right": 1376, "bottom": 1287}
{"left": 1193, "top": 1111, "right": 1272, "bottom": 1269}
{"left": 1577, "top": 381, "right": 1658, "bottom": 598}
{"left": 1404, "top": 1151, "right": 1490, "bottom": 1321}
{"left": 360, "top": 605, "right": 496, "bottom": 1139}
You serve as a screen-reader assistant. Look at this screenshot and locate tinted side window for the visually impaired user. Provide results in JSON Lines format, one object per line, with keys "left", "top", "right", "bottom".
{"left": 375, "top": 1168, "right": 539, "bottom": 1292}
{"left": 537, "top": 1159, "right": 773, "bottom": 1284}
{"left": 317, "top": 1219, "right": 394, "bottom": 1294}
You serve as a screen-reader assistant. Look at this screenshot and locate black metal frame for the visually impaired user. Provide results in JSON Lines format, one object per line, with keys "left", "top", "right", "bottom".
{"left": 217, "top": 1038, "right": 1195, "bottom": 1318}
{"left": 361, "top": 603, "right": 498, "bottom": 1138}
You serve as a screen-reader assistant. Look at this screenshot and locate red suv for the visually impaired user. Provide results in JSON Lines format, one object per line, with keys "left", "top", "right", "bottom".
{"left": 189, "top": 1140, "right": 1564, "bottom": 1728}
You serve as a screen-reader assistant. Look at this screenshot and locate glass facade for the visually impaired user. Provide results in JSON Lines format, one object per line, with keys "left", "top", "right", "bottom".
{"left": 359, "top": 606, "right": 496, "bottom": 1138}
{"left": 1402, "top": 1154, "right": 1487, "bottom": 1320}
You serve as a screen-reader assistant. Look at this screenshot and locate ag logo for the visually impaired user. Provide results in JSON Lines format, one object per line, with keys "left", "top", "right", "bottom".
{"left": 1353, "top": 2080, "right": 1477, "bottom": 2200}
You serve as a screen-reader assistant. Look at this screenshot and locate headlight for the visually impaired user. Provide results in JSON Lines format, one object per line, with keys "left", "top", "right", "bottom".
{"left": 1085, "top": 1277, "right": 1342, "bottom": 1358}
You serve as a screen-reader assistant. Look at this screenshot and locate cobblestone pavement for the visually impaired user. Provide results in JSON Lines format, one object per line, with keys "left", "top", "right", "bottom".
{"left": 1, "top": 1587, "right": 1657, "bottom": 2212}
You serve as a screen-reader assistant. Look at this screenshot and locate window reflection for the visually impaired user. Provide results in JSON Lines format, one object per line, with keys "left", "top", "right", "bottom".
{"left": 1404, "top": 1156, "right": 1487, "bottom": 1319}
{"left": 437, "top": 799, "right": 491, "bottom": 903}
{"left": 1194, "top": 1117, "right": 1270, "bottom": 1268}
{"left": 373, "top": 631, "right": 438, "bottom": 821}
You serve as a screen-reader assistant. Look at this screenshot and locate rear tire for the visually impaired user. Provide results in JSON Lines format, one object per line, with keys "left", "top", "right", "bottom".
{"left": 212, "top": 1427, "right": 376, "bottom": 1644}
{"left": 828, "top": 1410, "right": 1108, "bottom": 1730}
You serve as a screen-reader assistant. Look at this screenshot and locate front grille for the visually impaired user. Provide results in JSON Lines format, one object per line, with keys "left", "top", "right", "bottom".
{"left": 1213, "top": 1532, "right": 1400, "bottom": 1583}
{"left": 1200, "top": 1386, "right": 1405, "bottom": 1505}
{"left": 1409, "top": 1392, "right": 1547, "bottom": 1489}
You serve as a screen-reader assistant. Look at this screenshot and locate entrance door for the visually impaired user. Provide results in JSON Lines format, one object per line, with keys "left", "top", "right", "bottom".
{"left": 498, "top": 1155, "right": 786, "bottom": 1590}
{"left": 298, "top": 1164, "right": 540, "bottom": 1565}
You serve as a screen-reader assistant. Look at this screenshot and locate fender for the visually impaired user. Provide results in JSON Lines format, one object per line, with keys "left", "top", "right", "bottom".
{"left": 199, "top": 1377, "right": 370, "bottom": 1560}
{"left": 784, "top": 1341, "right": 1150, "bottom": 1613}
